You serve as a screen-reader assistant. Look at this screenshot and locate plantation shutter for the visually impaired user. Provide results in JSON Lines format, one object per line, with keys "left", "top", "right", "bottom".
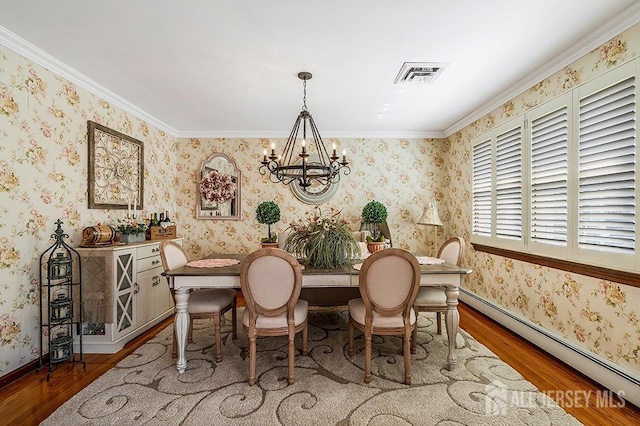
{"left": 495, "top": 126, "right": 523, "bottom": 240}
{"left": 578, "top": 75, "right": 636, "bottom": 254}
{"left": 530, "top": 106, "right": 568, "bottom": 245}
{"left": 472, "top": 139, "right": 492, "bottom": 236}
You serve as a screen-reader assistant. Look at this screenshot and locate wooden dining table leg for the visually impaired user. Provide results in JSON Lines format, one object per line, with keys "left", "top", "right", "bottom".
{"left": 174, "top": 287, "right": 191, "bottom": 374}
{"left": 444, "top": 286, "right": 460, "bottom": 370}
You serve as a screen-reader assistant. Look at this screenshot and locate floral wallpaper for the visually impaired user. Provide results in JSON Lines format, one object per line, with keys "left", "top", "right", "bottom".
{"left": 174, "top": 137, "right": 444, "bottom": 258}
{"left": 1, "top": 20, "right": 639, "bottom": 387}
{"left": 0, "top": 46, "right": 176, "bottom": 376}
{"left": 445, "top": 23, "right": 640, "bottom": 376}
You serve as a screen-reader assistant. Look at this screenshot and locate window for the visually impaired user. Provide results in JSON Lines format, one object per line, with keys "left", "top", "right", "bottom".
{"left": 471, "top": 116, "right": 524, "bottom": 251}
{"left": 471, "top": 59, "right": 638, "bottom": 272}
{"left": 529, "top": 96, "right": 570, "bottom": 256}
{"left": 495, "top": 126, "right": 523, "bottom": 240}
{"left": 472, "top": 139, "right": 492, "bottom": 237}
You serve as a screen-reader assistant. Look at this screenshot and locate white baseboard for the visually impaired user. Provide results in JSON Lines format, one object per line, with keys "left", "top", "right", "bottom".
{"left": 459, "top": 288, "right": 640, "bottom": 408}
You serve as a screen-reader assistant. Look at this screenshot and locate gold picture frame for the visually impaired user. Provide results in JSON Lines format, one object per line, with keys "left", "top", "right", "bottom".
{"left": 87, "top": 121, "right": 144, "bottom": 210}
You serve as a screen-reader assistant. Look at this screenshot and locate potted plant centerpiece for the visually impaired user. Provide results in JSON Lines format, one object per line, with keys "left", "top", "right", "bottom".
{"left": 117, "top": 220, "right": 148, "bottom": 244}
{"left": 284, "top": 206, "right": 360, "bottom": 269}
{"left": 256, "top": 201, "right": 281, "bottom": 248}
{"left": 362, "top": 200, "right": 388, "bottom": 253}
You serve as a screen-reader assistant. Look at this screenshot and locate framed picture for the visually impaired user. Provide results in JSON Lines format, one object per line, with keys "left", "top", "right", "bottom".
{"left": 196, "top": 152, "right": 241, "bottom": 220}
{"left": 87, "top": 121, "right": 144, "bottom": 211}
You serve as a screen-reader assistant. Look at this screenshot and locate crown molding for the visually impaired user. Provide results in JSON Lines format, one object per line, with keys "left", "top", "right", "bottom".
{"left": 443, "top": 2, "right": 640, "bottom": 138}
{"left": 0, "top": 25, "right": 178, "bottom": 137}
{"left": 176, "top": 130, "right": 445, "bottom": 140}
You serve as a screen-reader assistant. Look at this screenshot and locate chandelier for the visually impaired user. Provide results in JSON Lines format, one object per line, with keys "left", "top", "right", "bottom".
{"left": 260, "top": 72, "right": 350, "bottom": 192}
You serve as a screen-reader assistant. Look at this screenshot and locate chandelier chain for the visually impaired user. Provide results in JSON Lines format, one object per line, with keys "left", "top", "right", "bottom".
{"left": 302, "top": 79, "right": 307, "bottom": 111}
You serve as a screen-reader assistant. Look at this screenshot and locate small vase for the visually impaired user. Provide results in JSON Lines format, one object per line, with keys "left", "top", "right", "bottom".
{"left": 121, "top": 233, "right": 146, "bottom": 244}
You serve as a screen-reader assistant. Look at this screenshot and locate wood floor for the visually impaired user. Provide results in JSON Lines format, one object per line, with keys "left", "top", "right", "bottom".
{"left": 0, "top": 303, "right": 638, "bottom": 425}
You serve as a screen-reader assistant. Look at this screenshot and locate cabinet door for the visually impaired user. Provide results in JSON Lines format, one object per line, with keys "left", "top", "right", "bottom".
{"left": 136, "top": 265, "right": 172, "bottom": 327}
{"left": 114, "top": 249, "right": 136, "bottom": 340}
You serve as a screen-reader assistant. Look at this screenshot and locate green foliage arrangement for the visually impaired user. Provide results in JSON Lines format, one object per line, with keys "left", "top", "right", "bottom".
{"left": 284, "top": 206, "right": 360, "bottom": 269}
{"left": 256, "top": 201, "right": 281, "bottom": 242}
{"left": 117, "top": 220, "right": 147, "bottom": 235}
{"left": 361, "top": 200, "right": 388, "bottom": 242}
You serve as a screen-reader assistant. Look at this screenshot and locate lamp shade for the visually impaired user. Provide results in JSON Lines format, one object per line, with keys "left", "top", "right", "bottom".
{"left": 417, "top": 201, "right": 443, "bottom": 226}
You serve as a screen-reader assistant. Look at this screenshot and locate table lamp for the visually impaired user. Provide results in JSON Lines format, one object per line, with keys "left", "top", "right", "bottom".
{"left": 417, "top": 201, "right": 443, "bottom": 256}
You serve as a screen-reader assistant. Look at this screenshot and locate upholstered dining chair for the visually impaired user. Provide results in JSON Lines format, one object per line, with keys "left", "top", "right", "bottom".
{"left": 239, "top": 248, "right": 308, "bottom": 386}
{"left": 159, "top": 240, "right": 237, "bottom": 362}
{"left": 412, "top": 237, "right": 465, "bottom": 342}
{"left": 348, "top": 248, "right": 421, "bottom": 385}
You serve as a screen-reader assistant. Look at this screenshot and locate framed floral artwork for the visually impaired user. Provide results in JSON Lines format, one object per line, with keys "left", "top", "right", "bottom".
{"left": 196, "top": 152, "right": 241, "bottom": 220}
{"left": 87, "top": 121, "right": 144, "bottom": 210}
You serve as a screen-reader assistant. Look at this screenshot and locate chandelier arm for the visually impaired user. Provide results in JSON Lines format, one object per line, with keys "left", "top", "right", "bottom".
{"left": 308, "top": 115, "right": 332, "bottom": 168}
{"left": 282, "top": 115, "right": 301, "bottom": 167}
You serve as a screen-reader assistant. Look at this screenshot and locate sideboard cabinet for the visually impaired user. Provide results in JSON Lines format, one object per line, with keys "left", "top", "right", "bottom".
{"left": 75, "top": 239, "right": 181, "bottom": 353}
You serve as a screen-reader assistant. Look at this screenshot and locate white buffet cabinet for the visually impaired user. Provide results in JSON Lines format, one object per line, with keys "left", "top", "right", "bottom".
{"left": 75, "top": 239, "right": 181, "bottom": 353}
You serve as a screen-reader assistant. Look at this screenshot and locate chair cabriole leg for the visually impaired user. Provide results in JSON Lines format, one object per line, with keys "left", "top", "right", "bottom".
{"left": 214, "top": 312, "right": 222, "bottom": 363}
{"left": 364, "top": 333, "right": 372, "bottom": 384}
{"left": 302, "top": 321, "right": 308, "bottom": 356}
{"left": 248, "top": 333, "right": 256, "bottom": 386}
{"left": 348, "top": 319, "right": 354, "bottom": 357}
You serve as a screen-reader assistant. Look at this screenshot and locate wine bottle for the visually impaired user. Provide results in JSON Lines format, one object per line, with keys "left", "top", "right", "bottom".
{"left": 164, "top": 210, "right": 171, "bottom": 223}
{"left": 159, "top": 211, "right": 165, "bottom": 222}
{"left": 153, "top": 213, "right": 159, "bottom": 226}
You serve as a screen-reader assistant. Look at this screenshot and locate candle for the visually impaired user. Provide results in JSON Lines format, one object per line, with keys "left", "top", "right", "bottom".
{"left": 270, "top": 142, "right": 276, "bottom": 156}
{"left": 127, "top": 196, "right": 131, "bottom": 218}
{"left": 342, "top": 149, "right": 347, "bottom": 162}
{"left": 134, "top": 196, "right": 137, "bottom": 219}
{"left": 263, "top": 149, "right": 267, "bottom": 162}
{"left": 332, "top": 143, "right": 337, "bottom": 156}
{"left": 301, "top": 139, "right": 306, "bottom": 153}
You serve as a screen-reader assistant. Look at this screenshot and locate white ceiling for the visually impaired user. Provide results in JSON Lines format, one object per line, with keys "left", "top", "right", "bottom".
{"left": 1, "top": 1, "right": 639, "bottom": 138}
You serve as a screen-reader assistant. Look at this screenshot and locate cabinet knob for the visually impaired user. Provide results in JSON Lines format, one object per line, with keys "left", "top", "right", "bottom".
{"left": 152, "top": 259, "right": 160, "bottom": 265}
{"left": 152, "top": 248, "right": 160, "bottom": 253}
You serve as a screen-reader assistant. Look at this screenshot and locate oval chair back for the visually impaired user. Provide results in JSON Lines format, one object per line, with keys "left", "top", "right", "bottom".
{"left": 437, "top": 237, "right": 465, "bottom": 266}
{"left": 159, "top": 240, "right": 190, "bottom": 273}
{"left": 359, "top": 248, "right": 421, "bottom": 319}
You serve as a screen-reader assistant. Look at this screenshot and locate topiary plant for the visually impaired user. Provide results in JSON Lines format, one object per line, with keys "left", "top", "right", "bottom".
{"left": 362, "top": 200, "right": 388, "bottom": 242}
{"left": 256, "top": 201, "right": 281, "bottom": 243}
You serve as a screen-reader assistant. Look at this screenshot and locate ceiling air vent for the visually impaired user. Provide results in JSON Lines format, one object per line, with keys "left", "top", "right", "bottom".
{"left": 394, "top": 62, "right": 449, "bottom": 85}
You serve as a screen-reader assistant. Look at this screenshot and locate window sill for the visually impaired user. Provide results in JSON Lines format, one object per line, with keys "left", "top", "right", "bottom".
{"left": 471, "top": 244, "right": 640, "bottom": 289}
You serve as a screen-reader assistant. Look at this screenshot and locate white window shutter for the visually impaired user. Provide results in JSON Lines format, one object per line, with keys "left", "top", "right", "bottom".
{"left": 578, "top": 75, "right": 636, "bottom": 254}
{"left": 472, "top": 139, "right": 492, "bottom": 237}
{"left": 496, "top": 126, "right": 523, "bottom": 240}
{"left": 530, "top": 105, "right": 569, "bottom": 246}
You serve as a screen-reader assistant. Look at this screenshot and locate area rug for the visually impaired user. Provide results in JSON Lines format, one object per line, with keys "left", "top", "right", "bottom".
{"left": 44, "top": 308, "right": 580, "bottom": 425}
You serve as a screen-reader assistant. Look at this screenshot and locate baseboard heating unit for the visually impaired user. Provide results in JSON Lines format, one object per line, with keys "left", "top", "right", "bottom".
{"left": 459, "top": 288, "right": 640, "bottom": 408}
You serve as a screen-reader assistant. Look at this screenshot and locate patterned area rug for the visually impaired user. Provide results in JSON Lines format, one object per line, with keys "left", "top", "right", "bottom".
{"left": 44, "top": 308, "right": 580, "bottom": 425}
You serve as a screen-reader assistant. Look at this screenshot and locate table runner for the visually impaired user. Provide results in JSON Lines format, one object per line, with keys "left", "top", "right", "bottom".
{"left": 187, "top": 258, "right": 240, "bottom": 268}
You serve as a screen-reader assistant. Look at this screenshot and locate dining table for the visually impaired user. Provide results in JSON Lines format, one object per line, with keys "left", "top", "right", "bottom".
{"left": 163, "top": 253, "right": 472, "bottom": 374}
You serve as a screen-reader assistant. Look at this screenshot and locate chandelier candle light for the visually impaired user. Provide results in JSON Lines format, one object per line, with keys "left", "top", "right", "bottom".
{"left": 260, "top": 72, "right": 350, "bottom": 191}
